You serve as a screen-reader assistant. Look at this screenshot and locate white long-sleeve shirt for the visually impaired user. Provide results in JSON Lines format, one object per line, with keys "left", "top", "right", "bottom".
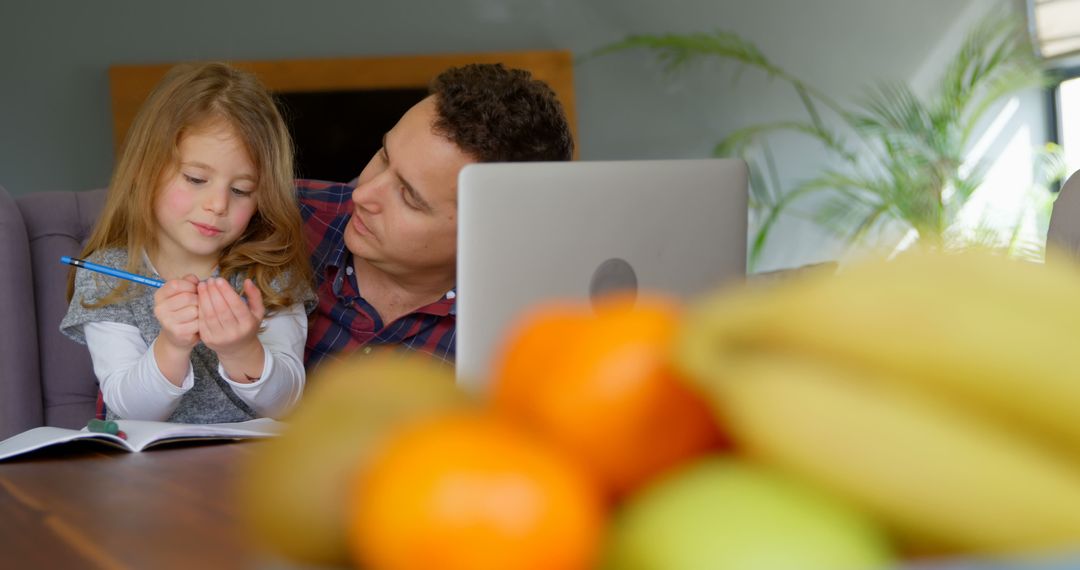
{"left": 84, "top": 302, "right": 308, "bottom": 421}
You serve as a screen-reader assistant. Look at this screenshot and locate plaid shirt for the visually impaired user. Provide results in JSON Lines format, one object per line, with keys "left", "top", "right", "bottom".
{"left": 297, "top": 180, "right": 456, "bottom": 371}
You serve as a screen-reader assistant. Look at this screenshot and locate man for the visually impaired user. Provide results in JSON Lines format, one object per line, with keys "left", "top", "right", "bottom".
{"left": 298, "top": 63, "right": 573, "bottom": 370}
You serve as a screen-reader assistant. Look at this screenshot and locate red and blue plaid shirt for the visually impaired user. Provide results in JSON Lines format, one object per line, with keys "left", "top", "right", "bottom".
{"left": 297, "top": 180, "right": 456, "bottom": 371}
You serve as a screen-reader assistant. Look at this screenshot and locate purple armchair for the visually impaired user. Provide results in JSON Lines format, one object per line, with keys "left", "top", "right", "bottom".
{"left": 0, "top": 185, "right": 105, "bottom": 439}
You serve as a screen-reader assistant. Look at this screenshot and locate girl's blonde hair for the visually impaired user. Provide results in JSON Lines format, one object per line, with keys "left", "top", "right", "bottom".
{"left": 69, "top": 62, "right": 311, "bottom": 313}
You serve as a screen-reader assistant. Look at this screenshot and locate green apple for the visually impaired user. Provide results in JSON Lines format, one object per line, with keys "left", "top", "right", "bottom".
{"left": 603, "top": 457, "right": 894, "bottom": 570}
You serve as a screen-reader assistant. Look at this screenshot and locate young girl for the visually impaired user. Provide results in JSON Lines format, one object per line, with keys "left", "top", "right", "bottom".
{"left": 60, "top": 62, "right": 314, "bottom": 424}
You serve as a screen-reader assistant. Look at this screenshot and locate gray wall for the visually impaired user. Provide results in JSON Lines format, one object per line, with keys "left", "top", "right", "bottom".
{"left": 3, "top": 0, "right": 1035, "bottom": 269}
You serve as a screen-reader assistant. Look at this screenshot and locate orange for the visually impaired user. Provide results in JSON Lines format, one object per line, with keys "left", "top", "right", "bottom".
{"left": 493, "top": 302, "right": 590, "bottom": 414}
{"left": 492, "top": 293, "right": 723, "bottom": 497}
{"left": 348, "top": 412, "right": 606, "bottom": 570}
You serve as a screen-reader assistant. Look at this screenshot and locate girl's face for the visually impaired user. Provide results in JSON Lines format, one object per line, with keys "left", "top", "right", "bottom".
{"left": 152, "top": 121, "right": 258, "bottom": 278}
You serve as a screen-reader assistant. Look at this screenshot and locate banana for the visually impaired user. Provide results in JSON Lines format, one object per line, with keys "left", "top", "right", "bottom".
{"left": 703, "top": 353, "right": 1080, "bottom": 554}
{"left": 677, "top": 249, "right": 1080, "bottom": 456}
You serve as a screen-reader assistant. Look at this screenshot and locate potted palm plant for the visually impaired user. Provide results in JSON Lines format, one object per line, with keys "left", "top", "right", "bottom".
{"left": 591, "top": 13, "right": 1063, "bottom": 270}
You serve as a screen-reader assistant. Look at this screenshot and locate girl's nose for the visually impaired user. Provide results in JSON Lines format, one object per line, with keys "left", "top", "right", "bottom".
{"left": 204, "top": 185, "right": 229, "bottom": 215}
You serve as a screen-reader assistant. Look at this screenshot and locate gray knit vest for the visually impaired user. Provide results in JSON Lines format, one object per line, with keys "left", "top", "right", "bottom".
{"left": 61, "top": 248, "right": 262, "bottom": 423}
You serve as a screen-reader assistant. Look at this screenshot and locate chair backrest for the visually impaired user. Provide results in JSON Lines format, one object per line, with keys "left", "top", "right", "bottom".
{"left": 1047, "top": 170, "right": 1080, "bottom": 261}
{"left": 17, "top": 189, "right": 106, "bottom": 430}
{"left": 0, "top": 185, "right": 42, "bottom": 439}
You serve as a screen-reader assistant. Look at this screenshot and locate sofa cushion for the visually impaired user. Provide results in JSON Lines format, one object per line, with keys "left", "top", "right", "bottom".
{"left": 18, "top": 189, "right": 106, "bottom": 429}
{"left": 0, "top": 185, "right": 41, "bottom": 439}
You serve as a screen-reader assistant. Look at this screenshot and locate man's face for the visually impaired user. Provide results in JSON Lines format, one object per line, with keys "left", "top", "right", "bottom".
{"left": 345, "top": 96, "right": 474, "bottom": 278}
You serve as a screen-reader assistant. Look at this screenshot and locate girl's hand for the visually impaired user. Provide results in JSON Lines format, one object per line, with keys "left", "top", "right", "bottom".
{"left": 198, "top": 278, "right": 266, "bottom": 381}
{"left": 153, "top": 275, "right": 201, "bottom": 350}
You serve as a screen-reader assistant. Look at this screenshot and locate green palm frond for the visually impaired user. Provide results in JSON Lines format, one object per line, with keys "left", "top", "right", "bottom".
{"left": 949, "top": 207, "right": 1044, "bottom": 262}
{"left": 713, "top": 121, "right": 856, "bottom": 164}
{"left": 589, "top": 12, "right": 1049, "bottom": 265}
{"left": 853, "top": 82, "right": 933, "bottom": 139}
{"left": 745, "top": 155, "right": 778, "bottom": 210}
{"left": 746, "top": 180, "right": 823, "bottom": 269}
{"left": 846, "top": 202, "right": 893, "bottom": 246}
{"left": 798, "top": 170, "right": 884, "bottom": 202}
{"left": 811, "top": 197, "right": 900, "bottom": 251}
{"left": 587, "top": 31, "right": 780, "bottom": 76}
{"left": 855, "top": 156, "right": 947, "bottom": 236}
{"left": 748, "top": 199, "right": 783, "bottom": 270}
{"left": 1008, "top": 238, "right": 1046, "bottom": 262}
{"left": 813, "top": 195, "right": 879, "bottom": 239}
{"left": 939, "top": 13, "right": 1035, "bottom": 116}
{"left": 782, "top": 172, "right": 901, "bottom": 249}
{"left": 590, "top": 31, "right": 851, "bottom": 124}
{"left": 853, "top": 82, "right": 952, "bottom": 164}
{"left": 959, "top": 66, "right": 1048, "bottom": 144}
{"left": 949, "top": 174, "right": 985, "bottom": 204}
{"left": 967, "top": 220, "right": 1007, "bottom": 249}
{"left": 756, "top": 143, "right": 786, "bottom": 206}
{"left": 935, "top": 13, "right": 1046, "bottom": 144}
{"left": 1035, "top": 142, "right": 1068, "bottom": 188}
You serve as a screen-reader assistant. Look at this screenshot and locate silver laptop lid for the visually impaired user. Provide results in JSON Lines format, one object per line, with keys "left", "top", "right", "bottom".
{"left": 455, "top": 158, "right": 748, "bottom": 389}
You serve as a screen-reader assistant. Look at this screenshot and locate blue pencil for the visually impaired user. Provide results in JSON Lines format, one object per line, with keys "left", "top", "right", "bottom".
{"left": 61, "top": 256, "right": 166, "bottom": 289}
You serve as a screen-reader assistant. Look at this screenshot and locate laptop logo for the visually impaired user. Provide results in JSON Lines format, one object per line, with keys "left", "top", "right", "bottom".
{"left": 589, "top": 257, "right": 638, "bottom": 306}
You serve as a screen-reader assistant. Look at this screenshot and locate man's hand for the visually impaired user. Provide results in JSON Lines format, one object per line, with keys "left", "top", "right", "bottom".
{"left": 198, "top": 278, "right": 266, "bottom": 382}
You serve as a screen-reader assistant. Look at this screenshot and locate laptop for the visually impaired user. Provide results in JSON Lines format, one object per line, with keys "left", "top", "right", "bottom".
{"left": 454, "top": 158, "right": 749, "bottom": 389}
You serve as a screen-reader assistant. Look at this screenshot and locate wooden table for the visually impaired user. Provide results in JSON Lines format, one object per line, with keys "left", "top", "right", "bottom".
{"left": 0, "top": 441, "right": 290, "bottom": 569}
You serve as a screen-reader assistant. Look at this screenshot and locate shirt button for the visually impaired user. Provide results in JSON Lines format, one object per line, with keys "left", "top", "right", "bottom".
{"left": 446, "top": 290, "right": 456, "bottom": 300}
{"left": 346, "top": 266, "right": 354, "bottom": 275}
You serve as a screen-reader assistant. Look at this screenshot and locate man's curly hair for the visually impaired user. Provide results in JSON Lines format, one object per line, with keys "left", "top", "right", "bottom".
{"left": 429, "top": 64, "right": 573, "bottom": 162}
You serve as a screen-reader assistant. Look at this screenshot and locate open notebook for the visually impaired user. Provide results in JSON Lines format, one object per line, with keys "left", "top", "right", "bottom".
{"left": 0, "top": 418, "right": 283, "bottom": 461}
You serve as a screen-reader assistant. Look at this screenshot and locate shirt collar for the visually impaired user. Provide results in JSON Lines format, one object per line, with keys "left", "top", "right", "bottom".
{"left": 330, "top": 248, "right": 457, "bottom": 318}
{"left": 403, "top": 288, "right": 457, "bottom": 317}
{"left": 325, "top": 224, "right": 351, "bottom": 272}
{"left": 434, "top": 289, "right": 457, "bottom": 317}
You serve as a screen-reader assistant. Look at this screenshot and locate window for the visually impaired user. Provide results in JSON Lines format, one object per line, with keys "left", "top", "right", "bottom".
{"left": 1056, "top": 72, "right": 1080, "bottom": 175}
{"left": 1029, "top": 0, "right": 1080, "bottom": 60}
{"left": 1030, "top": 1, "right": 1080, "bottom": 176}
